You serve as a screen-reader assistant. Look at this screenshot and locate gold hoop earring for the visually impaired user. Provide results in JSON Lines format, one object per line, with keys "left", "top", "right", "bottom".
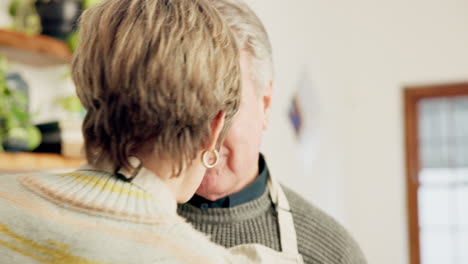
{"left": 202, "top": 149, "right": 220, "bottom": 169}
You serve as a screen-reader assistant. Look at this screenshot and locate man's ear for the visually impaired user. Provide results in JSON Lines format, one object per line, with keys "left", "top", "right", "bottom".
{"left": 208, "top": 111, "right": 225, "bottom": 150}
{"left": 262, "top": 80, "right": 273, "bottom": 130}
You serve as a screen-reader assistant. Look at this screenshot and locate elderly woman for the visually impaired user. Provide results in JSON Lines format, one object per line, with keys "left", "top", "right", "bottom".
{"left": 0, "top": 0, "right": 262, "bottom": 263}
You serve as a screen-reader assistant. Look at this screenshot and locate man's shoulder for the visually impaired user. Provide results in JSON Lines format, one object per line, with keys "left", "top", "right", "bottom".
{"left": 281, "top": 184, "right": 366, "bottom": 264}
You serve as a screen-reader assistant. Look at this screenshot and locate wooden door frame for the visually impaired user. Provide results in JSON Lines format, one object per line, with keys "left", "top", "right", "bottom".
{"left": 404, "top": 82, "right": 468, "bottom": 264}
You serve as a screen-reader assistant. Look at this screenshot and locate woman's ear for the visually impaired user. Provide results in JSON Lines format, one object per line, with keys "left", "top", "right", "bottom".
{"left": 207, "top": 111, "right": 225, "bottom": 150}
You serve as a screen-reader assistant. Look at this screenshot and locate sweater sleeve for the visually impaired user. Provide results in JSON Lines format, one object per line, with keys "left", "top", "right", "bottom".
{"left": 281, "top": 185, "right": 367, "bottom": 264}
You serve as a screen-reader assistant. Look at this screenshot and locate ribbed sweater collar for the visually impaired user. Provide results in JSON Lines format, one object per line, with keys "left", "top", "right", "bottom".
{"left": 177, "top": 187, "right": 273, "bottom": 224}
{"left": 19, "top": 166, "right": 179, "bottom": 224}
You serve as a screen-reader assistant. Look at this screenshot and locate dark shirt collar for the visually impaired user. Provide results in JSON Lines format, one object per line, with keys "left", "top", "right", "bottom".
{"left": 187, "top": 154, "right": 269, "bottom": 209}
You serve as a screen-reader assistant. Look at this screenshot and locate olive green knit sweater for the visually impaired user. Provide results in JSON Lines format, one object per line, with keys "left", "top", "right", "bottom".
{"left": 178, "top": 184, "right": 367, "bottom": 264}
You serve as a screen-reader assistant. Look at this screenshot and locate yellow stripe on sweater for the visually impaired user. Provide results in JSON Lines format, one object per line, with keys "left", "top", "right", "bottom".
{"left": 58, "top": 172, "right": 157, "bottom": 202}
{"left": 0, "top": 191, "right": 215, "bottom": 264}
{"left": 0, "top": 224, "right": 110, "bottom": 264}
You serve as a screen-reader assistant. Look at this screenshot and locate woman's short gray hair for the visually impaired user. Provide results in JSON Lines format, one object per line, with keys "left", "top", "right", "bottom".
{"left": 72, "top": 0, "right": 241, "bottom": 175}
{"left": 210, "top": 0, "right": 274, "bottom": 92}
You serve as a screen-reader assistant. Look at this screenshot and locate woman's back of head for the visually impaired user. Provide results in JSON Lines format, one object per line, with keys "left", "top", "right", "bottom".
{"left": 72, "top": 0, "right": 241, "bottom": 174}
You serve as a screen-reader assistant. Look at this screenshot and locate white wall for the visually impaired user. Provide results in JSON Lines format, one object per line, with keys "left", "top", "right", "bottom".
{"left": 245, "top": 0, "right": 348, "bottom": 222}
{"left": 248, "top": 1, "right": 468, "bottom": 264}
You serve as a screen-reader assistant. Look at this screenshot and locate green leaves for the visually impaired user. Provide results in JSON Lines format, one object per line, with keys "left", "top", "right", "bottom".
{"left": 8, "top": 0, "right": 21, "bottom": 17}
{"left": 66, "top": 30, "right": 79, "bottom": 52}
{"left": 7, "top": 126, "right": 41, "bottom": 150}
{"left": 83, "top": 0, "right": 103, "bottom": 9}
{"left": 56, "top": 95, "right": 83, "bottom": 113}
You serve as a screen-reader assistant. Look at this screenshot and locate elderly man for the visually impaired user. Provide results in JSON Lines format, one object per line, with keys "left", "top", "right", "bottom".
{"left": 178, "top": 1, "right": 367, "bottom": 263}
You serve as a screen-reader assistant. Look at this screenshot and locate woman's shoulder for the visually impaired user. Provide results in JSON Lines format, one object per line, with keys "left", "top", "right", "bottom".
{"left": 0, "top": 172, "right": 65, "bottom": 222}
{"left": 0, "top": 173, "right": 42, "bottom": 207}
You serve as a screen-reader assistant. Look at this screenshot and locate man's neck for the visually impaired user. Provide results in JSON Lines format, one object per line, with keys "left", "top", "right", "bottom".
{"left": 225, "top": 165, "right": 259, "bottom": 197}
{"left": 189, "top": 154, "right": 269, "bottom": 206}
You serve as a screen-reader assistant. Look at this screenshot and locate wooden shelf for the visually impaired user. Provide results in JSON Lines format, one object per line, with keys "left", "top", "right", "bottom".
{"left": 0, "top": 152, "right": 84, "bottom": 173}
{"left": 0, "top": 29, "right": 72, "bottom": 66}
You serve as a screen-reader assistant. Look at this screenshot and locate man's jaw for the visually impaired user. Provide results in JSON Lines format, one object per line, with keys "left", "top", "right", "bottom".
{"left": 195, "top": 169, "right": 228, "bottom": 201}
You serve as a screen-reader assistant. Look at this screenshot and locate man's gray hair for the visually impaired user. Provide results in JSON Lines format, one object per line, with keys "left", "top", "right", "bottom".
{"left": 210, "top": 0, "right": 274, "bottom": 92}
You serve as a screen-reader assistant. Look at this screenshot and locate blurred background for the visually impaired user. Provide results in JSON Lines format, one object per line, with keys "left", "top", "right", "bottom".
{"left": 0, "top": 1, "right": 467, "bottom": 264}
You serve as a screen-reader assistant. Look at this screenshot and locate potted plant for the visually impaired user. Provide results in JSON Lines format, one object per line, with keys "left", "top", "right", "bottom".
{"left": 0, "top": 56, "right": 41, "bottom": 152}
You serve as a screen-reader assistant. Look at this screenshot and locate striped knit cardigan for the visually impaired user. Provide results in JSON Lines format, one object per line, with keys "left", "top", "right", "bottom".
{"left": 0, "top": 168, "right": 255, "bottom": 264}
